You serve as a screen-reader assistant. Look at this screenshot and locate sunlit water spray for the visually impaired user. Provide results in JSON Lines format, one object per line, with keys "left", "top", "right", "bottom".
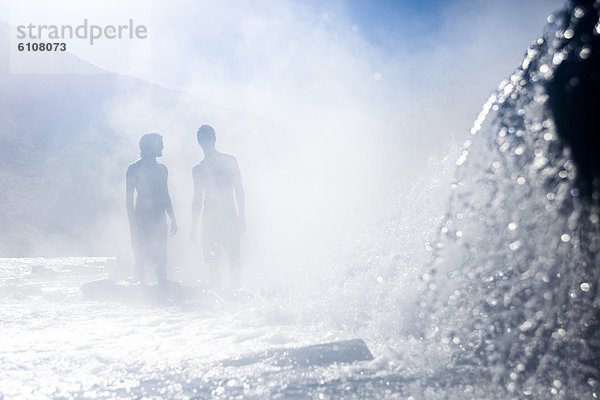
{"left": 413, "top": 1, "right": 600, "bottom": 398}
{"left": 2, "top": 1, "right": 599, "bottom": 399}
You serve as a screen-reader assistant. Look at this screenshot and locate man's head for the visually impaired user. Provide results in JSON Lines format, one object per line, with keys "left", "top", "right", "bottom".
{"left": 197, "top": 125, "right": 216, "bottom": 151}
{"left": 139, "top": 133, "right": 164, "bottom": 158}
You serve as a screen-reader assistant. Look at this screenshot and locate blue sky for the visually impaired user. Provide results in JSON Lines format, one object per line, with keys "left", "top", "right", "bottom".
{"left": 316, "top": 0, "right": 563, "bottom": 55}
{"left": 342, "top": 0, "right": 446, "bottom": 46}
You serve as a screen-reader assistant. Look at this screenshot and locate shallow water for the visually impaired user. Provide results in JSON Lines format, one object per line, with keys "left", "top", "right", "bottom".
{"left": 1, "top": 255, "right": 514, "bottom": 399}
{"left": 0, "top": 257, "right": 408, "bottom": 399}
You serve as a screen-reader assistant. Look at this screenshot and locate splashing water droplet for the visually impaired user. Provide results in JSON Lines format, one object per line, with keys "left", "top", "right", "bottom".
{"left": 553, "top": 52, "right": 567, "bottom": 65}
{"left": 514, "top": 147, "right": 524, "bottom": 155}
{"left": 519, "top": 320, "right": 533, "bottom": 331}
{"left": 580, "top": 282, "right": 591, "bottom": 292}
{"left": 564, "top": 29, "right": 574, "bottom": 39}
{"left": 554, "top": 380, "right": 563, "bottom": 389}
{"left": 539, "top": 64, "right": 553, "bottom": 79}
{"left": 579, "top": 47, "right": 591, "bottom": 59}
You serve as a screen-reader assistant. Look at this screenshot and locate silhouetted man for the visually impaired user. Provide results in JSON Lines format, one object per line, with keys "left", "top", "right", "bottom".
{"left": 126, "top": 133, "right": 177, "bottom": 285}
{"left": 191, "top": 125, "right": 245, "bottom": 290}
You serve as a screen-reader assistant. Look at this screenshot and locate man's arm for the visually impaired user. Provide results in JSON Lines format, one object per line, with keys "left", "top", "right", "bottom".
{"left": 125, "top": 165, "right": 135, "bottom": 227}
{"left": 232, "top": 158, "right": 246, "bottom": 233}
{"left": 190, "top": 166, "right": 204, "bottom": 241}
{"left": 163, "top": 166, "right": 177, "bottom": 236}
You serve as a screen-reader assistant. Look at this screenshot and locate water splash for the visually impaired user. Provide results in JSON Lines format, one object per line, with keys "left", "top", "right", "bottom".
{"left": 420, "top": 0, "right": 600, "bottom": 397}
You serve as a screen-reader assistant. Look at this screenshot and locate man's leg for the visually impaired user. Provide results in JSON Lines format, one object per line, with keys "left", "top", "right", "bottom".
{"left": 154, "top": 224, "right": 168, "bottom": 285}
{"left": 155, "top": 255, "right": 167, "bottom": 285}
{"left": 225, "top": 236, "right": 241, "bottom": 290}
{"left": 134, "top": 259, "right": 146, "bottom": 284}
{"left": 204, "top": 240, "right": 222, "bottom": 289}
{"left": 131, "top": 222, "right": 146, "bottom": 284}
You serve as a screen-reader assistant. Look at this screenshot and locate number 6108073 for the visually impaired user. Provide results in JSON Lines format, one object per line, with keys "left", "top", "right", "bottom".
{"left": 17, "top": 42, "right": 66, "bottom": 51}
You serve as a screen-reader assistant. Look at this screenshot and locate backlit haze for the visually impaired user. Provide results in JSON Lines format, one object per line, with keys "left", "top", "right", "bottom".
{"left": 0, "top": 0, "right": 563, "bottom": 282}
